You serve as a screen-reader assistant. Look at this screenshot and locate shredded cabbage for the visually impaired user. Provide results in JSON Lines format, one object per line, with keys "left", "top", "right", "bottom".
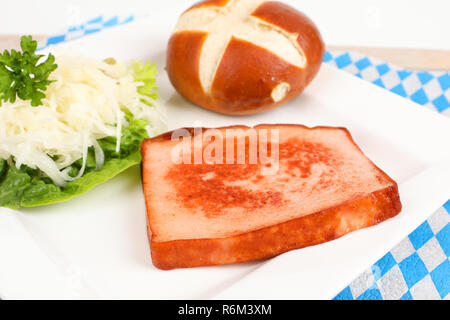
{"left": 0, "top": 51, "right": 165, "bottom": 187}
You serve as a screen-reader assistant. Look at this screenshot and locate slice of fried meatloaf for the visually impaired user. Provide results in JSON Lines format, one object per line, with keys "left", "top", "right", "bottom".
{"left": 141, "top": 124, "right": 401, "bottom": 270}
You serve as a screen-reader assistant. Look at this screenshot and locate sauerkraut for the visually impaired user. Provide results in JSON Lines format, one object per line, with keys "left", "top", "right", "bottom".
{"left": 0, "top": 51, "right": 165, "bottom": 187}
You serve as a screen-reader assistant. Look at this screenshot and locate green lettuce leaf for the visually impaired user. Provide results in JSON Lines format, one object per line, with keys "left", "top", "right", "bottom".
{"left": 0, "top": 118, "right": 149, "bottom": 209}
{"left": 132, "top": 60, "right": 158, "bottom": 103}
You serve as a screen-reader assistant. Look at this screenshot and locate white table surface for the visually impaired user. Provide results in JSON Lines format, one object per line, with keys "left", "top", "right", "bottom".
{"left": 2, "top": 0, "right": 450, "bottom": 50}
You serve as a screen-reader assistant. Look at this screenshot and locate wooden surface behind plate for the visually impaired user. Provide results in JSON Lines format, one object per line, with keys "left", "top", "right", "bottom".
{"left": 0, "top": 35, "right": 47, "bottom": 51}
{"left": 327, "top": 45, "right": 450, "bottom": 71}
{"left": 0, "top": 34, "right": 449, "bottom": 71}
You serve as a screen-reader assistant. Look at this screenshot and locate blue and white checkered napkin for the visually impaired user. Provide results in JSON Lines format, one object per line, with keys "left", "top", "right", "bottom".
{"left": 40, "top": 16, "right": 450, "bottom": 300}
{"left": 44, "top": 15, "right": 136, "bottom": 46}
{"left": 324, "top": 51, "right": 450, "bottom": 300}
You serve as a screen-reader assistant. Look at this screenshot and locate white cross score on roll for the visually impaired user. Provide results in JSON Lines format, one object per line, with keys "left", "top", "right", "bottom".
{"left": 166, "top": 0, "right": 325, "bottom": 115}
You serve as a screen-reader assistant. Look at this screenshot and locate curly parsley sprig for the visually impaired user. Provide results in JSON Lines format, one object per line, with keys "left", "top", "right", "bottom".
{"left": 0, "top": 35, "right": 57, "bottom": 106}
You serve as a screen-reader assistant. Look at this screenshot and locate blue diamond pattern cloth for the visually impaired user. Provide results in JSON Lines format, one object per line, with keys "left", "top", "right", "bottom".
{"left": 44, "top": 14, "right": 135, "bottom": 47}
{"left": 324, "top": 51, "right": 450, "bottom": 300}
{"left": 36, "top": 16, "right": 450, "bottom": 300}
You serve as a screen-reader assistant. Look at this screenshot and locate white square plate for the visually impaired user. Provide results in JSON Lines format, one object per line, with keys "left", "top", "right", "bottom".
{"left": 0, "top": 17, "right": 449, "bottom": 300}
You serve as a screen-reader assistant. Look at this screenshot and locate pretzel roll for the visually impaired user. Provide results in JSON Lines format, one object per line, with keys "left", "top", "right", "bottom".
{"left": 166, "top": 0, "right": 325, "bottom": 115}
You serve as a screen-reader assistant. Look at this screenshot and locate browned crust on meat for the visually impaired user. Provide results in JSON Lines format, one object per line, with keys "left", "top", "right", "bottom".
{"left": 142, "top": 124, "right": 396, "bottom": 193}
{"left": 141, "top": 125, "right": 401, "bottom": 270}
{"left": 150, "top": 185, "right": 401, "bottom": 270}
